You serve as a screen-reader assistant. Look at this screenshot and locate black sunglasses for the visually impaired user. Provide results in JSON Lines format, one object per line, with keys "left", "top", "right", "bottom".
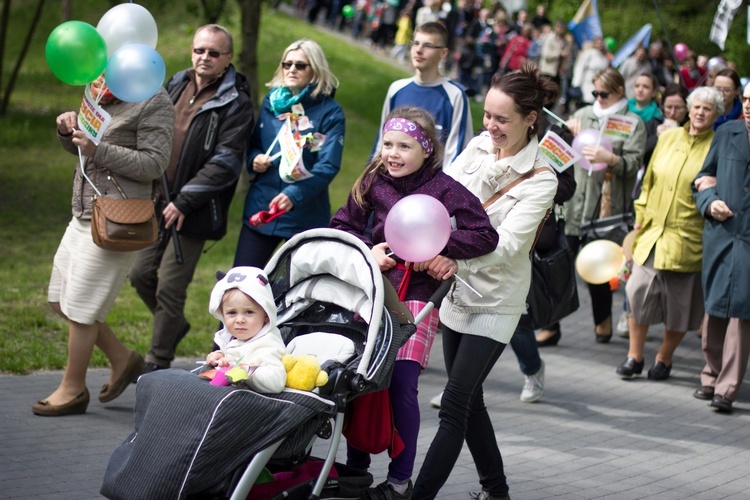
{"left": 281, "top": 61, "right": 310, "bottom": 70}
{"left": 591, "top": 90, "right": 611, "bottom": 99}
{"left": 193, "top": 47, "right": 231, "bottom": 58}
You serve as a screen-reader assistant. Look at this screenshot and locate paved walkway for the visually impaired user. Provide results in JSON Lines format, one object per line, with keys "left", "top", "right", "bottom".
{"left": 2, "top": 284, "right": 749, "bottom": 499}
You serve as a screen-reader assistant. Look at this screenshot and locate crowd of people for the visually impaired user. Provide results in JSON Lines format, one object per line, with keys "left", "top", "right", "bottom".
{"left": 33, "top": 2, "right": 750, "bottom": 498}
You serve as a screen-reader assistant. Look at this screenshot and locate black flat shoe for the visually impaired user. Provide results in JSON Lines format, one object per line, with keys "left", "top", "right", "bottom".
{"left": 647, "top": 361, "right": 672, "bottom": 381}
{"left": 616, "top": 357, "right": 644, "bottom": 379}
{"left": 693, "top": 386, "right": 715, "bottom": 400}
{"left": 536, "top": 330, "right": 561, "bottom": 347}
{"left": 595, "top": 331, "right": 612, "bottom": 343}
{"left": 710, "top": 394, "right": 733, "bottom": 413}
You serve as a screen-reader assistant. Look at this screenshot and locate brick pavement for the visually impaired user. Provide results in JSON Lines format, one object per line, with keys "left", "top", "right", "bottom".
{"left": 2, "top": 285, "right": 749, "bottom": 499}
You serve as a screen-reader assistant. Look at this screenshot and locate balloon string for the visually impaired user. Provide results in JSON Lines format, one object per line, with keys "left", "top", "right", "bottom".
{"left": 78, "top": 146, "right": 102, "bottom": 197}
{"left": 455, "top": 275, "right": 482, "bottom": 297}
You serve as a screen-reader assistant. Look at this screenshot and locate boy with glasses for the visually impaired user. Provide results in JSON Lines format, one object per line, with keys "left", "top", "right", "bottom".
{"left": 373, "top": 22, "right": 473, "bottom": 167}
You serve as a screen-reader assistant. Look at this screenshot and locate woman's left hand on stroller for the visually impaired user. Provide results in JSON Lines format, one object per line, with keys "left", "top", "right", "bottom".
{"left": 426, "top": 255, "right": 458, "bottom": 281}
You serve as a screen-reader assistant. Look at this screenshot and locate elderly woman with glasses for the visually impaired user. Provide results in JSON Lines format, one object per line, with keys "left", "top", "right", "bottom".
{"left": 616, "top": 86, "right": 724, "bottom": 381}
{"left": 234, "top": 39, "right": 345, "bottom": 268}
{"left": 559, "top": 67, "right": 646, "bottom": 344}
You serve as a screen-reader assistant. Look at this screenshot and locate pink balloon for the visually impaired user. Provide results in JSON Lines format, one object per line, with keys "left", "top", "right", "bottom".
{"left": 674, "top": 43, "right": 689, "bottom": 62}
{"left": 384, "top": 194, "right": 452, "bottom": 263}
{"left": 572, "top": 128, "right": 613, "bottom": 172}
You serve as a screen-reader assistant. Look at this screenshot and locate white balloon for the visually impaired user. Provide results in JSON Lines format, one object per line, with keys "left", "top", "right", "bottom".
{"left": 97, "top": 3, "right": 158, "bottom": 57}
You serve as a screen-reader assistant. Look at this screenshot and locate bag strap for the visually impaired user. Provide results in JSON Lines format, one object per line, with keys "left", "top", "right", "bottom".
{"left": 483, "top": 166, "right": 555, "bottom": 255}
{"left": 482, "top": 166, "right": 554, "bottom": 209}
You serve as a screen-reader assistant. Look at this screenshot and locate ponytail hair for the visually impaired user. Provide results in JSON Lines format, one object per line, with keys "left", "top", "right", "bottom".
{"left": 490, "top": 61, "right": 560, "bottom": 136}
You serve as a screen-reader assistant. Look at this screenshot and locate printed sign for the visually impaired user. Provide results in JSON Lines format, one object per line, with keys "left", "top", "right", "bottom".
{"left": 277, "top": 117, "right": 313, "bottom": 183}
{"left": 539, "top": 130, "right": 581, "bottom": 172}
{"left": 77, "top": 85, "right": 112, "bottom": 145}
{"left": 603, "top": 115, "right": 639, "bottom": 140}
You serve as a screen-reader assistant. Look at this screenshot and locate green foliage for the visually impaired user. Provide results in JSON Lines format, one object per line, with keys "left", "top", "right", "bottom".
{"left": 535, "top": 0, "right": 750, "bottom": 75}
{"left": 0, "top": 1, "right": 410, "bottom": 374}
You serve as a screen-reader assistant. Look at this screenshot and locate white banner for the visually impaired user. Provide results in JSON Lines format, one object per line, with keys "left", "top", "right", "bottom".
{"left": 710, "top": 0, "right": 743, "bottom": 50}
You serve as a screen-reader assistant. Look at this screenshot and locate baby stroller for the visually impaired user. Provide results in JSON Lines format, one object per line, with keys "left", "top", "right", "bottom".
{"left": 101, "top": 228, "right": 449, "bottom": 500}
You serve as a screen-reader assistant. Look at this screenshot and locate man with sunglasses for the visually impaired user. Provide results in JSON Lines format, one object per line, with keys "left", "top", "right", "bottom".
{"left": 130, "top": 24, "right": 254, "bottom": 374}
{"left": 373, "top": 22, "right": 473, "bottom": 167}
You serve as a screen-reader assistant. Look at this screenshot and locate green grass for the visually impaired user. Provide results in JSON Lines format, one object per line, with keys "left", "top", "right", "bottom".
{"left": 0, "top": 2, "right": 422, "bottom": 374}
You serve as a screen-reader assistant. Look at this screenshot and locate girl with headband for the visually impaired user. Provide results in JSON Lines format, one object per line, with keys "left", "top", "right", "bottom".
{"left": 330, "top": 106, "right": 498, "bottom": 499}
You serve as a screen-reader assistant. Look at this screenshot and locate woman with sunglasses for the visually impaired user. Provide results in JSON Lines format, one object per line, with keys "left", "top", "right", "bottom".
{"left": 234, "top": 39, "right": 345, "bottom": 268}
{"left": 556, "top": 67, "right": 646, "bottom": 344}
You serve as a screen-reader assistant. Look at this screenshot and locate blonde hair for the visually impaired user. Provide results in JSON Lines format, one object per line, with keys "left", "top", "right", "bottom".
{"left": 593, "top": 67, "right": 625, "bottom": 96}
{"left": 266, "top": 39, "right": 339, "bottom": 98}
{"left": 350, "top": 106, "right": 443, "bottom": 208}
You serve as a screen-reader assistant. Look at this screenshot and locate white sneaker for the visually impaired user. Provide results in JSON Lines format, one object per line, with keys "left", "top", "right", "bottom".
{"left": 616, "top": 311, "right": 630, "bottom": 338}
{"left": 430, "top": 391, "right": 443, "bottom": 409}
{"left": 520, "top": 360, "right": 545, "bottom": 403}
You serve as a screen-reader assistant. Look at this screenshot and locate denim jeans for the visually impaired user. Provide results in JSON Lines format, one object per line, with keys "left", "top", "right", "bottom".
{"left": 412, "top": 327, "right": 509, "bottom": 499}
{"left": 510, "top": 315, "right": 542, "bottom": 375}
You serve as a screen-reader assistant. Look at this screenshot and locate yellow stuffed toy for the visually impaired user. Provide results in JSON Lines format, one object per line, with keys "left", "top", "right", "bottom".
{"left": 282, "top": 354, "right": 328, "bottom": 391}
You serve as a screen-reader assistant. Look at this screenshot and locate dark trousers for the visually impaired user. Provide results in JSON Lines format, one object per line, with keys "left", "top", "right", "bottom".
{"left": 510, "top": 314, "right": 543, "bottom": 375}
{"left": 130, "top": 233, "right": 205, "bottom": 367}
{"left": 568, "top": 235, "right": 611, "bottom": 325}
{"left": 347, "top": 360, "right": 422, "bottom": 483}
{"left": 413, "top": 327, "right": 508, "bottom": 499}
{"left": 233, "top": 224, "right": 284, "bottom": 268}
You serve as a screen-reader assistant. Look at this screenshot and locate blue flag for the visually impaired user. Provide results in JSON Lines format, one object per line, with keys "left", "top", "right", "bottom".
{"left": 568, "top": 0, "right": 603, "bottom": 48}
{"left": 611, "top": 24, "right": 653, "bottom": 69}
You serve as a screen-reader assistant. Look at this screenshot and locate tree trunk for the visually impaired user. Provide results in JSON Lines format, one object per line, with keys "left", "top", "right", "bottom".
{"left": 61, "top": 0, "right": 71, "bottom": 21}
{"left": 0, "top": 0, "right": 11, "bottom": 98}
{"left": 1, "top": 0, "right": 45, "bottom": 116}
{"left": 236, "top": 0, "right": 261, "bottom": 117}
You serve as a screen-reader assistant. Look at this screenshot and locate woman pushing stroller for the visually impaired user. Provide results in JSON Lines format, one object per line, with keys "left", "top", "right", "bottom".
{"left": 330, "top": 105, "right": 498, "bottom": 499}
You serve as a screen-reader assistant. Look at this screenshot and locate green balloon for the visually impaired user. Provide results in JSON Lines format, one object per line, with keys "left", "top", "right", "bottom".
{"left": 342, "top": 4, "right": 355, "bottom": 18}
{"left": 604, "top": 36, "right": 617, "bottom": 53}
{"left": 46, "top": 21, "right": 108, "bottom": 86}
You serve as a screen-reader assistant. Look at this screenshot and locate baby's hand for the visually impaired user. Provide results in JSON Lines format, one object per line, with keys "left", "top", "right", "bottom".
{"left": 206, "top": 351, "right": 223, "bottom": 367}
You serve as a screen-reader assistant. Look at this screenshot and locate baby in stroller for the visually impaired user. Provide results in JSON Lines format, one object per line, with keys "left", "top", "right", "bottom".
{"left": 102, "top": 229, "right": 419, "bottom": 500}
{"left": 205, "top": 267, "right": 287, "bottom": 393}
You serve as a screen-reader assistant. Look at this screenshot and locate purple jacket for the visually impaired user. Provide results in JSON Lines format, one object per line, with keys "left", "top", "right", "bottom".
{"left": 330, "top": 163, "right": 498, "bottom": 302}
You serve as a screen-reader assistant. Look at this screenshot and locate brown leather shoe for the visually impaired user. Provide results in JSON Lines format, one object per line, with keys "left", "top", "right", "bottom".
{"left": 32, "top": 388, "right": 89, "bottom": 416}
{"left": 99, "top": 350, "right": 145, "bottom": 403}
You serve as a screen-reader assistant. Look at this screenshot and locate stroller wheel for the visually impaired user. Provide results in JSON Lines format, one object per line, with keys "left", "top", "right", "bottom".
{"left": 316, "top": 418, "right": 332, "bottom": 439}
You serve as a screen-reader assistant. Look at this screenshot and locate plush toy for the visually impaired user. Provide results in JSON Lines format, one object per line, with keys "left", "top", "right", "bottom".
{"left": 282, "top": 354, "right": 328, "bottom": 391}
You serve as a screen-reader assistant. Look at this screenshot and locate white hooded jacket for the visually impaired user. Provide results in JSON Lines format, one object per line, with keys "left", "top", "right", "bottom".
{"left": 209, "top": 267, "right": 287, "bottom": 393}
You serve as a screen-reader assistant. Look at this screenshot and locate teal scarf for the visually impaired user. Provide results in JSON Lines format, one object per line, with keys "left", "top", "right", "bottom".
{"left": 269, "top": 86, "right": 308, "bottom": 115}
{"left": 628, "top": 98, "right": 662, "bottom": 122}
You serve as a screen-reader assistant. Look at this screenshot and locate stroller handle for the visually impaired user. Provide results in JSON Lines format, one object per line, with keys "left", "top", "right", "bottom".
{"left": 414, "top": 277, "right": 454, "bottom": 325}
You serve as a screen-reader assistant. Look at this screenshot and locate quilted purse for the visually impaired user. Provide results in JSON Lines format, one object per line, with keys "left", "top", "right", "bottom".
{"left": 90, "top": 171, "right": 158, "bottom": 252}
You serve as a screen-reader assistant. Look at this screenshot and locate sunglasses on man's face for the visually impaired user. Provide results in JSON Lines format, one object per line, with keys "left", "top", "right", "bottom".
{"left": 281, "top": 61, "right": 310, "bottom": 71}
{"left": 193, "top": 47, "right": 230, "bottom": 58}
{"left": 591, "top": 90, "right": 611, "bottom": 99}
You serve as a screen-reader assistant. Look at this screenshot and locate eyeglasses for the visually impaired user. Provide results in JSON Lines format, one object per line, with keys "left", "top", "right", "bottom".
{"left": 281, "top": 61, "right": 310, "bottom": 70}
{"left": 591, "top": 90, "right": 611, "bottom": 99}
{"left": 410, "top": 41, "right": 446, "bottom": 50}
{"left": 714, "top": 86, "right": 736, "bottom": 94}
{"left": 193, "top": 47, "right": 231, "bottom": 58}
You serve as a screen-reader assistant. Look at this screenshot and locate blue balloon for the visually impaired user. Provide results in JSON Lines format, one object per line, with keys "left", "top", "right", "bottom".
{"left": 105, "top": 44, "right": 165, "bottom": 102}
